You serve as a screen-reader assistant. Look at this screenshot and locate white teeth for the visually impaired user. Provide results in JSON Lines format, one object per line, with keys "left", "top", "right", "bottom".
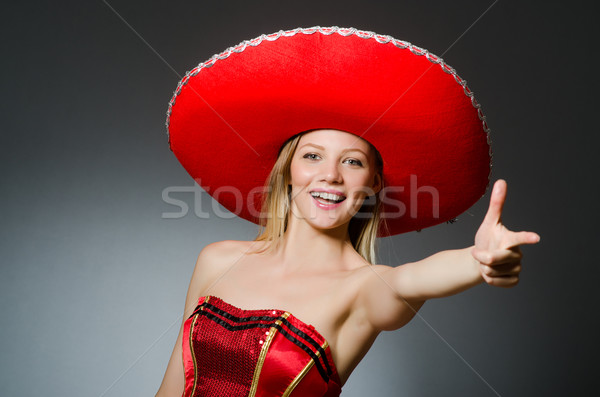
{"left": 310, "top": 191, "right": 346, "bottom": 202}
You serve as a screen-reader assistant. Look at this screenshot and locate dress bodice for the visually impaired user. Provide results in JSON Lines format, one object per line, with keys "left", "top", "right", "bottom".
{"left": 182, "top": 295, "right": 342, "bottom": 397}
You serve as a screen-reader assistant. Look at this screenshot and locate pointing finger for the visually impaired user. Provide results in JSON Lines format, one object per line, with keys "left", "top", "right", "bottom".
{"left": 483, "top": 179, "right": 507, "bottom": 226}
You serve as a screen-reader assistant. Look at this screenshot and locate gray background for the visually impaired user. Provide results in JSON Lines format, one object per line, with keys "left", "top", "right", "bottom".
{"left": 1, "top": 0, "right": 597, "bottom": 396}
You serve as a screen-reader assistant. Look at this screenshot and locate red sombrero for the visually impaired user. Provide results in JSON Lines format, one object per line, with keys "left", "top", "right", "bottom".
{"left": 166, "top": 26, "right": 492, "bottom": 236}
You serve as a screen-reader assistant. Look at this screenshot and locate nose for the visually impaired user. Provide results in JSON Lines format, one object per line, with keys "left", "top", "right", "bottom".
{"left": 321, "top": 160, "right": 342, "bottom": 184}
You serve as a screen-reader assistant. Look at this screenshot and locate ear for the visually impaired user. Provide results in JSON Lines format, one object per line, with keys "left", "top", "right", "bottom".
{"left": 371, "top": 173, "right": 382, "bottom": 195}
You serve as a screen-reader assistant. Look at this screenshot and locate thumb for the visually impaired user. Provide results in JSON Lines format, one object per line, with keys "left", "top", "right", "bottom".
{"left": 505, "top": 231, "right": 541, "bottom": 248}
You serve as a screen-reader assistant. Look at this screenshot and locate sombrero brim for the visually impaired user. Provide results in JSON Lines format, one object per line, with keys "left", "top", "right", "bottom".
{"left": 167, "top": 26, "right": 492, "bottom": 236}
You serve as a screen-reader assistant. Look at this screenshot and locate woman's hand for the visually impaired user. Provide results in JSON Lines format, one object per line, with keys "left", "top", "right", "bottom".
{"left": 472, "top": 179, "right": 540, "bottom": 287}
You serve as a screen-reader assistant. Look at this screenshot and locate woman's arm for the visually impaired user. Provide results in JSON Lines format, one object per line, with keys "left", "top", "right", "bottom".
{"left": 155, "top": 242, "right": 231, "bottom": 396}
{"left": 389, "top": 246, "right": 484, "bottom": 300}
{"left": 359, "top": 180, "right": 540, "bottom": 331}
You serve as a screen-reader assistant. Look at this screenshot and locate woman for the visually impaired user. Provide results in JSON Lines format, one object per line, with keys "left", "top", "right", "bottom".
{"left": 157, "top": 27, "right": 540, "bottom": 396}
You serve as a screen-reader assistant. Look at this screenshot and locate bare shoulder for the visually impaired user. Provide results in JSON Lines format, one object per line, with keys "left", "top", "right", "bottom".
{"left": 353, "top": 262, "right": 424, "bottom": 331}
{"left": 357, "top": 262, "right": 416, "bottom": 289}
{"left": 190, "top": 240, "right": 266, "bottom": 292}
{"left": 343, "top": 263, "right": 395, "bottom": 315}
{"left": 351, "top": 263, "right": 395, "bottom": 286}
{"left": 197, "top": 240, "right": 248, "bottom": 262}
{"left": 195, "top": 240, "right": 247, "bottom": 272}
{"left": 365, "top": 263, "right": 394, "bottom": 275}
{"left": 197, "top": 240, "right": 266, "bottom": 265}
{"left": 186, "top": 241, "right": 230, "bottom": 297}
{"left": 351, "top": 263, "right": 394, "bottom": 300}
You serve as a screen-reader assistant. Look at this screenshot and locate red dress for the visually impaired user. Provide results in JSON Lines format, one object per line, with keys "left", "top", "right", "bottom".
{"left": 182, "top": 296, "right": 342, "bottom": 397}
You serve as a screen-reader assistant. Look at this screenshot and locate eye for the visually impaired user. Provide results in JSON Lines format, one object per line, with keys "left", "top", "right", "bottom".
{"left": 303, "top": 153, "right": 321, "bottom": 161}
{"left": 344, "top": 158, "right": 363, "bottom": 167}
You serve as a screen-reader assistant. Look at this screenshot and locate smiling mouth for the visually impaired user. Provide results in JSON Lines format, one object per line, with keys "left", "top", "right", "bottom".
{"left": 310, "top": 191, "right": 347, "bottom": 205}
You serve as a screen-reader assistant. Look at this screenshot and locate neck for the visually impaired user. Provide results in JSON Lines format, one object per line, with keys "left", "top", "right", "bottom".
{"left": 273, "top": 214, "right": 357, "bottom": 274}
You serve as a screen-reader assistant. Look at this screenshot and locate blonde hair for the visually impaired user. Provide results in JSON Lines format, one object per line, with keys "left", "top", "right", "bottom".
{"left": 253, "top": 132, "right": 384, "bottom": 264}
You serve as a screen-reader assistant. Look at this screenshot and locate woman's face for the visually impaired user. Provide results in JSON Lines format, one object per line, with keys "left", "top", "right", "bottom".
{"left": 289, "top": 129, "right": 381, "bottom": 231}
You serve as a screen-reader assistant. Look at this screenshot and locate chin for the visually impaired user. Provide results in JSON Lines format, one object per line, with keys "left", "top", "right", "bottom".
{"left": 307, "top": 215, "right": 353, "bottom": 232}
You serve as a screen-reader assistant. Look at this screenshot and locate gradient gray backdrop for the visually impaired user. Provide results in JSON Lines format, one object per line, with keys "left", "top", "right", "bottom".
{"left": 1, "top": 1, "right": 596, "bottom": 396}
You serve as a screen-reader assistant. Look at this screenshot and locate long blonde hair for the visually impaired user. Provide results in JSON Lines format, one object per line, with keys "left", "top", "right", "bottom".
{"left": 253, "top": 131, "right": 384, "bottom": 264}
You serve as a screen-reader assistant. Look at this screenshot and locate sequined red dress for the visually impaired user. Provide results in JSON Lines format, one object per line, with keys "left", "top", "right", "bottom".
{"left": 182, "top": 296, "right": 342, "bottom": 397}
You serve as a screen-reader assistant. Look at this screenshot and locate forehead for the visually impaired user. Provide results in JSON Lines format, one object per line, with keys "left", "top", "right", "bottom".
{"left": 298, "top": 129, "right": 372, "bottom": 152}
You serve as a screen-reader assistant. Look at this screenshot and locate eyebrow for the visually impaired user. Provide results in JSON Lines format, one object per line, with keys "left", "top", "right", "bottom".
{"left": 299, "top": 143, "right": 369, "bottom": 157}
